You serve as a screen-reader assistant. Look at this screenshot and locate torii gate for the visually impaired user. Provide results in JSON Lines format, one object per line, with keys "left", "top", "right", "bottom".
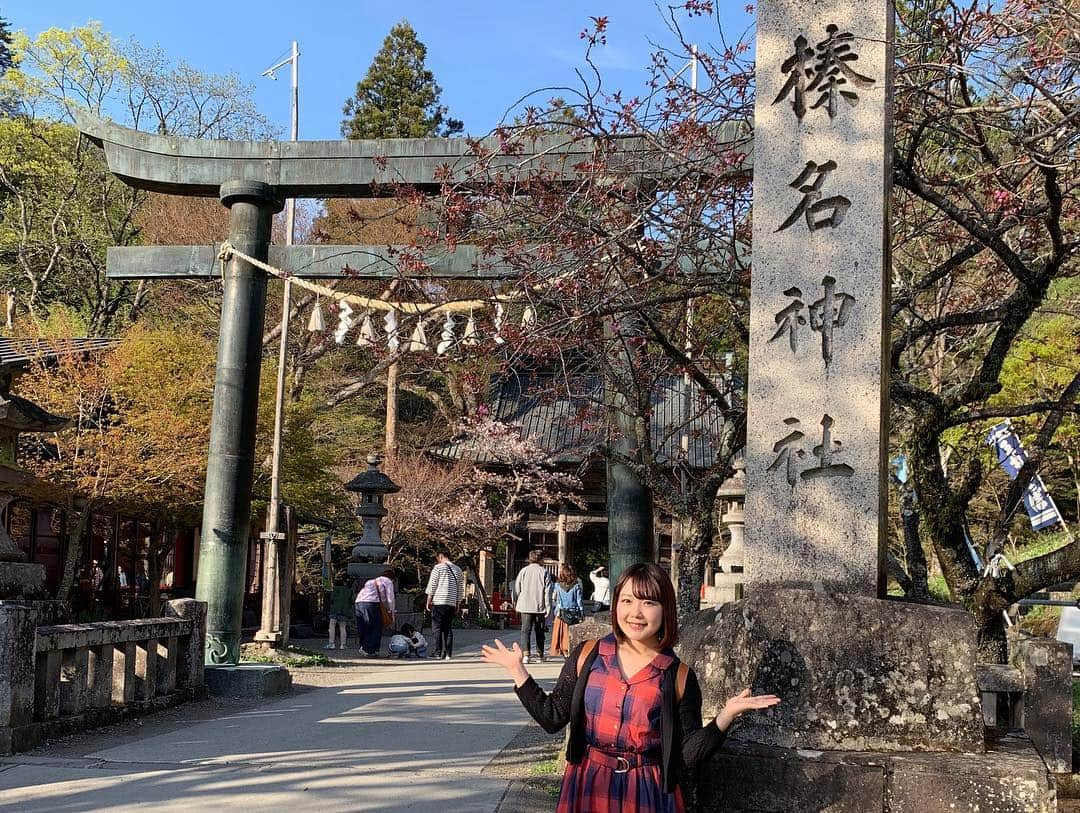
{"left": 77, "top": 112, "right": 750, "bottom": 665}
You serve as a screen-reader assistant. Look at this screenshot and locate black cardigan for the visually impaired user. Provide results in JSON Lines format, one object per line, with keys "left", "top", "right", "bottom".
{"left": 514, "top": 639, "right": 725, "bottom": 793}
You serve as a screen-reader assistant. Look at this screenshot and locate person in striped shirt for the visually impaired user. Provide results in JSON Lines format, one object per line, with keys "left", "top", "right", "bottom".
{"left": 425, "top": 549, "right": 464, "bottom": 660}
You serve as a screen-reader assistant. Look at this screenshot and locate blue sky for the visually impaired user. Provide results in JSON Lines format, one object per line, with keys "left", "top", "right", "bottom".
{"left": 4, "top": 1, "right": 753, "bottom": 139}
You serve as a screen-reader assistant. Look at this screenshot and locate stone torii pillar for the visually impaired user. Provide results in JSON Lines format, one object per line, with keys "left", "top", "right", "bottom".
{"left": 76, "top": 113, "right": 750, "bottom": 665}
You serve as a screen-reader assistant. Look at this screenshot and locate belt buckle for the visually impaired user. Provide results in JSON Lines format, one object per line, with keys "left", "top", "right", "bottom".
{"left": 614, "top": 756, "right": 631, "bottom": 774}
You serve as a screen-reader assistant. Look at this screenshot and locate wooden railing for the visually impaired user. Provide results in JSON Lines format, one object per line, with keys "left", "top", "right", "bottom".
{"left": 0, "top": 598, "right": 206, "bottom": 754}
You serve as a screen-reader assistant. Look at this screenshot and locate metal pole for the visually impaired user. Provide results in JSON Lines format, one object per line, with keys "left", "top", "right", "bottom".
{"left": 677, "top": 45, "right": 698, "bottom": 564}
{"left": 257, "top": 40, "right": 298, "bottom": 647}
{"left": 197, "top": 180, "right": 279, "bottom": 665}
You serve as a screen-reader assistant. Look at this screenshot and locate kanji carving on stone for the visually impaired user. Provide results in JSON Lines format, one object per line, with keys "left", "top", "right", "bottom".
{"left": 770, "top": 286, "right": 808, "bottom": 352}
{"left": 767, "top": 414, "right": 854, "bottom": 486}
{"left": 802, "top": 414, "right": 855, "bottom": 480}
{"left": 776, "top": 160, "right": 851, "bottom": 232}
{"left": 808, "top": 275, "right": 855, "bottom": 365}
{"left": 808, "top": 25, "right": 875, "bottom": 119}
{"left": 768, "top": 276, "right": 855, "bottom": 363}
{"left": 774, "top": 24, "right": 875, "bottom": 121}
{"left": 766, "top": 417, "right": 806, "bottom": 486}
{"left": 774, "top": 34, "right": 815, "bottom": 120}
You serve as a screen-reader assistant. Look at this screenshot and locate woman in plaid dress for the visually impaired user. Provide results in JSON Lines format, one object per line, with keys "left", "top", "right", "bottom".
{"left": 483, "top": 563, "right": 779, "bottom": 812}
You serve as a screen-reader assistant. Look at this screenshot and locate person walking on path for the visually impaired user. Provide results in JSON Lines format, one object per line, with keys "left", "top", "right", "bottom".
{"left": 355, "top": 569, "right": 395, "bottom": 656}
{"left": 482, "top": 562, "right": 781, "bottom": 812}
{"left": 589, "top": 566, "right": 610, "bottom": 612}
{"left": 325, "top": 582, "right": 354, "bottom": 649}
{"left": 425, "top": 548, "right": 464, "bottom": 660}
{"left": 550, "top": 564, "right": 583, "bottom": 658}
{"left": 513, "top": 549, "right": 551, "bottom": 664}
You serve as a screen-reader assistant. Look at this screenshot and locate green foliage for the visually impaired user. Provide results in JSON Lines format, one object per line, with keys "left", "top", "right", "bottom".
{"left": 1019, "top": 604, "right": 1061, "bottom": 637}
{"left": 0, "top": 116, "right": 139, "bottom": 332}
{"left": 530, "top": 758, "right": 559, "bottom": 776}
{"left": 1073, "top": 679, "right": 1080, "bottom": 760}
{"left": 1011, "top": 530, "right": 1073, "bottom": 566}
{"left": 927, "top": 573, "right": 952, "bottom": 602}
{"left": 341, "top": 21, "right": 463, "bottom": 139}
{"left": 239, "top": 643, "right": 335, "bottom": 668}
{"left": 252, "top": 364, "right": 348, "bottom": 524}
{"left": 0, "top": 15, "right": 15, "bottom": 114}
{"left": 0, "top": 24, "right": 275, "bottom": 334}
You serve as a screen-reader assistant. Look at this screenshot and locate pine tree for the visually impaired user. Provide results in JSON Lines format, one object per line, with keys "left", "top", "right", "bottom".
{"left": 0, "top": 16, "right": 17, "bottom": 116}
{"left": 341, "top": 20, "right": 463, "bottom": 139}
{"left": 0, "top": 16, "right": 13, "bottom": 73}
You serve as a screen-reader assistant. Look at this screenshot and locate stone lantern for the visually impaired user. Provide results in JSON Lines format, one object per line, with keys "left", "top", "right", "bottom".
{"left": 709, "top": 457, "right": 746, "bottom": 605}
{"left": 344, "top": 453, "right": 400, "bottom": 581}
{"left": 0, "top": 366, "right": 70, "bottom": 604}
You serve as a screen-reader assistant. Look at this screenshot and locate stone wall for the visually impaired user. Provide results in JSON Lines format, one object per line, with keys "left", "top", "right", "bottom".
{"left": 692, "top": 734, "right": 1055, "bottom": 813}
{"left": 1015, "top": 636, "right": 1073, "bottom": 774}
{"left": 0, "top": 598, "right": 208, "bottom": 754}
{"left": 680, "top": 590, "right": 984, "bottom": 753}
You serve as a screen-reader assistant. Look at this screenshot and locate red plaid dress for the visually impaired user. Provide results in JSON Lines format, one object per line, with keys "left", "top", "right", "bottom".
{"left": 556, "top": 634, "right": 684, "bottom": 813}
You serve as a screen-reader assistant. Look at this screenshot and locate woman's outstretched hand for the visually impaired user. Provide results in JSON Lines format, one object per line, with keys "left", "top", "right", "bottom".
{"left": 481, "top": 638, "right": 530, "bottom": 686}
{"left": 715, "top": 688, "right": 781, "bottom": 732}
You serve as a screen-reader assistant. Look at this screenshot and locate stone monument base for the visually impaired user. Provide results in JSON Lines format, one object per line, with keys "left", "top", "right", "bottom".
{"left": 205, "top": 663, "right": 292, "bottom": 698}
{"left": 682, "top": 590, "right": 984, "bottom": 753}
{"left": 0, "top": 561, "right": 47, "bottom": 601}
{"left": 692, "top": 733, "right": 1054, "bottom": 812}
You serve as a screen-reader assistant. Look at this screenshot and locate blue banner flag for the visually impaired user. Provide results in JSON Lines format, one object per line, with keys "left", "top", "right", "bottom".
{"left": 986, "top": 421, "right": 1063, "bottom": 531}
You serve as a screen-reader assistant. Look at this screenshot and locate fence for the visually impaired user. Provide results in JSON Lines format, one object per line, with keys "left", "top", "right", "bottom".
{"left": 0, "top": 598, "right": 207, "bottom": 754}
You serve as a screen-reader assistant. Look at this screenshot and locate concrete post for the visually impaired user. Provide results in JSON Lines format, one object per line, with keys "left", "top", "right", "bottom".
{"left": 134, "top": 637, "right": 158, "bottom": 701}
{"left": 157, "top": 638, "right": 177, "bottom": 695}
{"left": 112, "top": 641, "right": 136, "bottom": 704}
{"left": 1017, "top": 637, "right": 1072, "bottom": 773}
{"left": 34, "top": 650, "right": 60, "bottom": 720}
{"left": 87, "top": 644, "right": 113, "bottom": 708}
{"left": 166, "top": 598, "right": 207, "bottom": 689}
{"left": 0, "top": 604, "right": 37, "bottom": 754}
{"left": 60, "top": 646, "right": 89, "bottom": 716}
{"left": 195, "top": 180, "right": 281, "bottom": 666}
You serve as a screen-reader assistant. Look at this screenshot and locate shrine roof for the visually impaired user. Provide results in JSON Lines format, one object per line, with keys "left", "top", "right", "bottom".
{"left": 429, "top": 370, "right": 739, "bottom": 469}
{"left": 0, "top": 392, "right": 70, "bottom": 432}
{"left": 0, "top": 338, "right": 118, "bottom": 369}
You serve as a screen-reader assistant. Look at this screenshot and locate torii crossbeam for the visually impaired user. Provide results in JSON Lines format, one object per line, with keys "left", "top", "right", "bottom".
{"left": 77, "top": 112, "right": 751, "bottom": 666}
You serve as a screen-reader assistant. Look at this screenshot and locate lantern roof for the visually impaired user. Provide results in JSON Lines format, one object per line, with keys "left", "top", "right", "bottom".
{"left": 344, "top": 453, "right": 401, "bottom": 495}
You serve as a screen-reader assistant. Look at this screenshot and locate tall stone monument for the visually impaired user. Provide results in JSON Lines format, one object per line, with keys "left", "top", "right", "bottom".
{"left": 745, "top": 1, "right": 890, "bottom": 596}
{"left": 679, "top": 1, "right": 1056, "bottom": 809}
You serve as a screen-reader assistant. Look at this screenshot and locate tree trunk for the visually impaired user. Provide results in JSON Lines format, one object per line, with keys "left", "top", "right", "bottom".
{"left": 55, "top": 501, "right": 91, "bottom": 614}
{"left": 901, "top": 489, "right": 930, "bottom": 600}
{"left": 675, "top": 513, "right": 711, "bottom": 622}
{"left": 976, "top": 611, "right": 1009, "bottom": 663}
{"left": 147, "top": 525, "right": 162, "bottom": 618}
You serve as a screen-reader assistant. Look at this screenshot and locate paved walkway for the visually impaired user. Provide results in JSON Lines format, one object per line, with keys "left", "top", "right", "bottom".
{"left": 0, "top": 629, "right": 564, "bottom": 812}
